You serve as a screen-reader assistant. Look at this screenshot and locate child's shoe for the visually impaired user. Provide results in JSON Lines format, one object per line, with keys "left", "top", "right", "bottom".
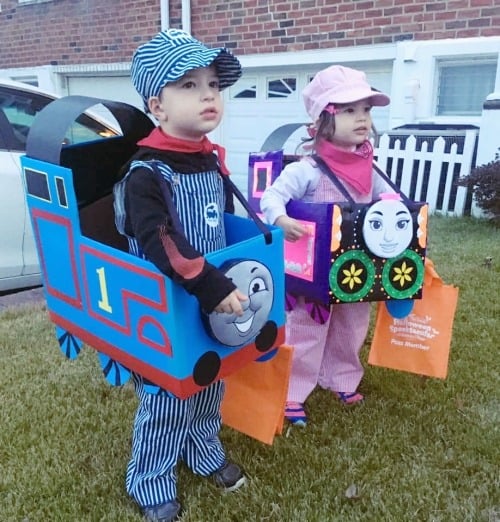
{"left": 142, "top": 499, "right": 181, "bottom": 522}
{"left": 333, "top": 391, "right": 364, "bottom": 405}
{"left": 285, "top": 401, "right": 307, "bottom": 427}
{"left": 212, "top": 461, "right": 246, "bottom": 492}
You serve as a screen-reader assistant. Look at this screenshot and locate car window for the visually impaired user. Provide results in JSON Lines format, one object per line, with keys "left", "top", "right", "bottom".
{"left": 0, "top": 86, "right": 117, "bottom": 152}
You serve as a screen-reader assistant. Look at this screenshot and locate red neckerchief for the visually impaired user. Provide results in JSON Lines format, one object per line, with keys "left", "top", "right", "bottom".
{"left": 137, "top": 127, "right": 230, "bottom": 175}
{"left": 316, "top": 139, "right": 373, "bottom": 195}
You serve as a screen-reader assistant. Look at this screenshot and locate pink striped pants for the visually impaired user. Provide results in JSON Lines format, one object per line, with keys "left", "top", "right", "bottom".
{"left": 286, "top": 297, "right": 371, "bottom": 403}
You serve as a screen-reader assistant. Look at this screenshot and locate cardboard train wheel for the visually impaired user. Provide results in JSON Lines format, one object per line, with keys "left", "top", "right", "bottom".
{"left": 55, "top": 326, "right": 83, "bottom": 359}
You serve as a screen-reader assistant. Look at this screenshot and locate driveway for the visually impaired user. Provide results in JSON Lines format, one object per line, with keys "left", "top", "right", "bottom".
{"left": 0, "top": 286, "right": 45, "bottom": 311}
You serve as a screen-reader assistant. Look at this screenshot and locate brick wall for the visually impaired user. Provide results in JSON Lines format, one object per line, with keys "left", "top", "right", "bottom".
{"left": 0, "top": 0, "right": 162, "bottom": 68}
{"left": 1, "top": 0, "right": 498, "bottom": 68}
{"left": 183, "top": 0, "right": 500, "bottom": 53}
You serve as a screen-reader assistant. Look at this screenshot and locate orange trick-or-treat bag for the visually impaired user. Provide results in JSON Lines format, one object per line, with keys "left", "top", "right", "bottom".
{"left": 221, "top": 345, "right": 293, "bottom": 444}
{"left": 368, "top": 259, "right": 459, "bottom": 379}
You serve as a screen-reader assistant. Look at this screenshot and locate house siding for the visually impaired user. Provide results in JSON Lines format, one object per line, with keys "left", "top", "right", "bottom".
{"left": 0, "top": 0, "right": 498, "bottom": 68}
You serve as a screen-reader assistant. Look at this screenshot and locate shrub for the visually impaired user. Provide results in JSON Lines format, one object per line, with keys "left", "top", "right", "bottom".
{"left": 459, "top": 159, "right": 500, "bottom": 226}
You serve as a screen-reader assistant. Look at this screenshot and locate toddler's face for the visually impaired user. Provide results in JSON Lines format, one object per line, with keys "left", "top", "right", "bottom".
{"left": 149, "top": 65, "right": 223, "bottom": 140}
{"left": 330, "top": 99, "right": 372, "bottom": 150}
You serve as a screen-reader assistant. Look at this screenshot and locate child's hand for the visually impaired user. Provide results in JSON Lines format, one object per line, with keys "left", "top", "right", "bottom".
{"left": 214, "top": 289, "right": 248, "bottom": 316}
{"left": 275, "top": 215, "right": 307, "bottom": 242}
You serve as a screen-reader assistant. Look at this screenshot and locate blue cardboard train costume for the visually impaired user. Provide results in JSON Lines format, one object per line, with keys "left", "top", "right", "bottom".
{"left": 21, "top": 95, "right": 286, "bottom": 401}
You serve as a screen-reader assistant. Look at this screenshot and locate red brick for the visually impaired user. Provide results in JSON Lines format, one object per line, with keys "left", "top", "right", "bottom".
{"left": 456, "top": 28, "right": 482, "bottom": 36}
{"left": 468, "top": 17, "right": 491, "bottom": 26}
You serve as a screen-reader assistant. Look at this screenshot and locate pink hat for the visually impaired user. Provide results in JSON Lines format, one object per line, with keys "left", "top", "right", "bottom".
{"left": 302, "top": 65, "right": 390, "bottom": 121}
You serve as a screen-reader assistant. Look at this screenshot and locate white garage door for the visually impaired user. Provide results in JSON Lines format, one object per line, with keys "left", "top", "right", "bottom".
{"left": 223, "top": 62, "right": 393, "bottom": 190}
{"left": 67, "top": 75, "right": 150, "bottom": 133}
{"left": 68, "top": 75, "right": 143, "bottom": 109}
{"left": 67, "top": 61, "right": 392, "bottom": 194}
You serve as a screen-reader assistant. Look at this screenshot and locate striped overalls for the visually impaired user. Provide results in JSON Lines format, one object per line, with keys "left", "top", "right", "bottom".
{"left": 116, "top": 160, "right": 227, "bottom": 507}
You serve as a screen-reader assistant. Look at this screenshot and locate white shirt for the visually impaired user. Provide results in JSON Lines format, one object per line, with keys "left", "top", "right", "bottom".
{"left": 260, "top": 156, "right": 393, "bottom": 225}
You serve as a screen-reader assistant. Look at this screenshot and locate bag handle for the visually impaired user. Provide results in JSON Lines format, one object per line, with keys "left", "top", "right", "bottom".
{"left": 424, "top": 258, "right": 444, "bottom": 287}
{"left": 221, "top": 175, "right": 273, "bottom": 245}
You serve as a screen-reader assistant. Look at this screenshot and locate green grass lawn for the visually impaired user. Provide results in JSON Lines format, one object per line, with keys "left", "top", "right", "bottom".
{"left": 1, "top": 216, "right": 499, "bottom": 521}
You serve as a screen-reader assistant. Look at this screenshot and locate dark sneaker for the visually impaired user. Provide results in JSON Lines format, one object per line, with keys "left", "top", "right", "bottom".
{"left": 142, "top": 499, "right": 181, "bottom": 522}
{"left": 212, "top": 461, "right": 246, "bottom": 492}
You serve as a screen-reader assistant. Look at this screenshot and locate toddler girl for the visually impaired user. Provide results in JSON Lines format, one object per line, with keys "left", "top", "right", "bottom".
{"left": 261, "top": 65, "right": 392, "bottom": 426}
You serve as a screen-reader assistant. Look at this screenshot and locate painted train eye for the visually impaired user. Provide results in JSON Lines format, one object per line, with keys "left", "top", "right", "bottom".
{"left": 249, "top": 277, "right": 267, "bottom": 295}
{"left": 369, "top": 219, "right": 383, "bottom": 231}
{"left": 396, "top": 219, "right": 410, "bottom": 230}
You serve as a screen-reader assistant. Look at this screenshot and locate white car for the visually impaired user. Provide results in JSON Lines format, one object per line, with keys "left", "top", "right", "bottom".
{"left": 0, "top": 79, "right": 120, "bottom": 293}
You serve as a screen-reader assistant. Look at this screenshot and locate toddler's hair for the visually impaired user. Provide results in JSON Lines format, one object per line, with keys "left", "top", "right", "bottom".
{"left": 295, "top": 109, "right": 380, "bottom": 155}
{"left": 294, "top": 112, "right": 335, "bottom": 155}
{"left": 315, "top": 111, "right": 337, "bottom": 144}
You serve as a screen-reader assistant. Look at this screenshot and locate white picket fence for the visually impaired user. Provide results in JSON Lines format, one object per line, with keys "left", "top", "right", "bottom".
{"left": 374, "top": 129, "right": 479, "bottom": 216}
{"left": 259, "top": 124, "right": 479, "bottom": 217}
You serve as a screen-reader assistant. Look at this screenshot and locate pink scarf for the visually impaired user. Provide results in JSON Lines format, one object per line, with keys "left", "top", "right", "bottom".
{"left": 138, "top": 127, "right": 230, "bottom": 175}
{"left": 316, "top": 139, "right": 374, "bottom": 195}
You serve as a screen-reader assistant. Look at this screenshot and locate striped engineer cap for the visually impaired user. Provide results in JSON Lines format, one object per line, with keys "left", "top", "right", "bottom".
{"left": 131, "top": 29, "right": 242, "bottom": 107}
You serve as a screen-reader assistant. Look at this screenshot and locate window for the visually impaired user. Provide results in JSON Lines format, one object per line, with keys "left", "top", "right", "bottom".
{"left": 25, "top": 168, "right": 51, "bottom": 202}
{"left": 231, "top": 78, "right": 257, "bottom": 99}
{"left": 0, "top": 86, "right": 118, "bottom": 152}
{"left": 18, "top": 0, "right": 54, "bottom": 5}
{"left": 266, "top": 77, "right": 297, "bottom": 99}
{"left": 10, "top": 76, "right": 39, "bottom": 87}
{"left": 436, "top": 60, "right": 497, "bottom": 116}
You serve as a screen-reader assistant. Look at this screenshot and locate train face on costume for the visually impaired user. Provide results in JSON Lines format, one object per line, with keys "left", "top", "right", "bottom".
{"left": 204, "top": 260, "right": 275, "bottom": 347}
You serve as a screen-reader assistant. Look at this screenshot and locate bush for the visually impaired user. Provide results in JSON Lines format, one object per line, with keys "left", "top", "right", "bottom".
{"left": 459, "top": 159, "right": 500, "bottom": 226}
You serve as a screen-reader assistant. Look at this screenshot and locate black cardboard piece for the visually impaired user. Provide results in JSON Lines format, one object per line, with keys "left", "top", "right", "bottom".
{"left": 26, "top": 95, "right": 154, "bottom": 164}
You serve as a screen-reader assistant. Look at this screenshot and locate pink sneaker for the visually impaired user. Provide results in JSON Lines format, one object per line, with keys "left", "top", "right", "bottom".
{"left": 333, "top": 391, "right": 364, "bottom": 405}
{"left": 285, "top": 401, "right": 307, "bottom": 427}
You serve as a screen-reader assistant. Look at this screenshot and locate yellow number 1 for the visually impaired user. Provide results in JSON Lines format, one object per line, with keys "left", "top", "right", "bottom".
{"left": 96, "top": 266, "right": 113, "bottom": 313}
